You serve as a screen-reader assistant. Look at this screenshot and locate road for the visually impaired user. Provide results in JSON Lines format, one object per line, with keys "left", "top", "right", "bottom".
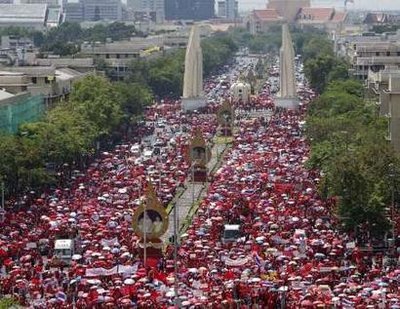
{"left": 162, "top": 141, "right": 227, "bottom": 242}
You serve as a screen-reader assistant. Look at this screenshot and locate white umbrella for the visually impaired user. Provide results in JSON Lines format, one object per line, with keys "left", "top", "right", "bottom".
{"left": 72, "top": 254, "right": 82, "bottom": 260}
{"left": 124, "top": 278, "right": 135, "bottom": 285}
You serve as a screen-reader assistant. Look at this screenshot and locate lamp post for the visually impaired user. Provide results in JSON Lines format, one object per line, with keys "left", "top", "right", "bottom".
{"left": 143, "top": 198, "right": 147, "bottom": 268}
{"left": 388, "top": 163, "right": 396, "bottom": 253}
{"left": 0, "top": 181, "right": 4, "bottom": 223}
{"left": 173, "top": 198, "right": 180, "bottom": 308}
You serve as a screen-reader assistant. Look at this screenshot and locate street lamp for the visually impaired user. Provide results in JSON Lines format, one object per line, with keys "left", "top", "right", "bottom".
{"left": 388, "top": 163, "right": 396, "bottom": 252}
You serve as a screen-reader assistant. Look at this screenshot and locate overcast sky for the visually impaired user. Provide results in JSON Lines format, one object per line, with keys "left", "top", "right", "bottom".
{"left": 239, "top": 0, "right": 400, "bottom": 11}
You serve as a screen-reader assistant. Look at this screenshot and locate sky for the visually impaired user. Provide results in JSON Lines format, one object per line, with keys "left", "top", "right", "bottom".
{"left": 238, "top": 0, "right": 400, "bottom": 11}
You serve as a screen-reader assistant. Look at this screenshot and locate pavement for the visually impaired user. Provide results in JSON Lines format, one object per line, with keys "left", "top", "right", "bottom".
{"left": 162, "top": 139, "right": 228, "bottom": 242}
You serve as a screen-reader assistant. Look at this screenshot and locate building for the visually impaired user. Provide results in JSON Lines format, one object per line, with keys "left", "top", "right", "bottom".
{"left": 0, "top": 66, "right": 87, "bottom": 104}
{"left": 225, "top": 0, "right": 238, "bottom": 19}
{"left": 20, "top": 0, "right": 59, "bottom": 6}
{"left": 1, "top": 36, "right": 34, "bottom": 50}
{"left": 33, "top": 57, "right": 95, "bottom": 73}
{"left": 246, "top": 0, "right": 345, "bottom": 34}
{"left": 0, "top": 4, "right": 51, "bottom": 29}
{"left": 296, "top": 7, "right": 347, "bottom": 31}
{"left": 164, "top": 0, "right": 214, "bottom": 21}
{"left": 0, "top": 71, "right": 30, "bottom": 94}
{"left": 382, "top": 76, "right": 400, "bottom": 152}
{"left": 364, "top": 12, "right": 400, "bottom": 29}
{"left": 81, "top": 38, "right": 163, "bottom": 80}
{"left": 127, "top": 0, "right": 164, "bottom": 23}
{"left": 82, "top": 0, "right": 122, "bottom": 21}
{"left": 217, "top": 0, "right": 237, "bottom": 19}
{"left": 246, "top": 9, "right": 283, "bottom": 34}
{"left": 217, "top": 1, "right": 226, "bottom": 18}
{"left": 347, "top": 41, "right": 400, "bottom": 80}
{"left": 64, "top": 0, "right": 84, "bottom": 22}
{"left": 0, "top": 0, "right": 13, "bottom": 3}
{"left": 267, "top": 0, "right": 310, "bottom": 23}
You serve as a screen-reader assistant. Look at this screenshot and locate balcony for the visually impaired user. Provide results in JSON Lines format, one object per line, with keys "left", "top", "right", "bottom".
{"left": 356, "top": 56, "right": 400, "bottom": 66}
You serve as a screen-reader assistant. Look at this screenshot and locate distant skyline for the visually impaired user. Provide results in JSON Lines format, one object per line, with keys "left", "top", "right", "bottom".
{"left": 238, "top": 0, "right": 400, "bottom": 11}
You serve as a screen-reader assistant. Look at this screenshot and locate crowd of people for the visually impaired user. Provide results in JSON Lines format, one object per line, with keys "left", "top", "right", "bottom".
{"left": 0, "top": 56, "right": 399, "bottom": 308}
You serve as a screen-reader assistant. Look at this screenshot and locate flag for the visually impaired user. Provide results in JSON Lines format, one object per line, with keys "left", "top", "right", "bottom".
{"left": 253, "top": 252, "right": 262, "bottom": 267}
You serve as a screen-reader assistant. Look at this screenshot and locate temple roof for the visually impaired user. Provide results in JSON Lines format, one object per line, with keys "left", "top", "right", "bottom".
{"left": 297, "top": 7, "right": 335, "bottom": 21}
{"left": 252, "top": 9, "right": 282, "bottom": 21}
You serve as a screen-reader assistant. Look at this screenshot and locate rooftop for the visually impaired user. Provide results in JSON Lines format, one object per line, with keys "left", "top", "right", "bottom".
{"left": 0, "top": 4, "right": 47, "bottom": 21}
{"left": 6, "top": 66, "right": 56, "bottom": 77}
{"left": 55, "top": 68, "right": 84, "bottom": 81}
{"left": 252, "top": 9, "right": 282, "bottom": 21}
{"left": 297, "top": 7, "right": 335, "bottom": 21}
{"left": 0, "top": 90, "right": 15, "bottom": 100}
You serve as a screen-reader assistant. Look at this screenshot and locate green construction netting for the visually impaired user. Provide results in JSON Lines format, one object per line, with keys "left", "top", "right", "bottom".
{"left": 0, "top": 95, "right": 45, "bottom": 133}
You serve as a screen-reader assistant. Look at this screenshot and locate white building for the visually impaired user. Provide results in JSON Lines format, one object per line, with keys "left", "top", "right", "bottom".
{"left": 0, "top": 4, "right": 51, "bottom": 29}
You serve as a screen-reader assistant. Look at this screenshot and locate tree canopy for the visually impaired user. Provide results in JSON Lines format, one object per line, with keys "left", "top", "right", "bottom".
{"left": 306, "top": 78, "right": 398, "bottom": 238}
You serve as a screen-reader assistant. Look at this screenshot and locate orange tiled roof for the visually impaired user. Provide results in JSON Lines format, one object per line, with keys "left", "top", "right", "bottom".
{"left": 297, "top": 7, "right": 335, "bottom": 21}
{"left": 253, "top": 9, "right": 281, "bottom": 21}
{"left": 331, "top": 11, "right": 347, "bottom": 22}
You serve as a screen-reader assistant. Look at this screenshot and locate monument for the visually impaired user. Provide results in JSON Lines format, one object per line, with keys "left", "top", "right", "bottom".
{"left": 217, "top": 99, "right": 234, "bottom": 136}
{"left": 132, "top": 182, "right": 169, "bottom": 261}
{"left": 276, "top": 24, "right": 299, "bottom": 109}
{"left": 182, "top": 25, "right": 206, "bottom": 112}
{"left": 186, "top": 129, "right": 211, "bottom": 182}
{"left": 230, "top": 74, "right": 251, "bottom": 104}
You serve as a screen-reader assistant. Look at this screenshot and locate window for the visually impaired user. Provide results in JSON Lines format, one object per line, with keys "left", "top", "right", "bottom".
{"left": 376, "top": 52, "right": 380, "bottom": 56}
{"left": 387, "top": 51, "right": 391, "bottom": 56}
{"left": 32, "top": 77, "right": 37, "bottom": 84}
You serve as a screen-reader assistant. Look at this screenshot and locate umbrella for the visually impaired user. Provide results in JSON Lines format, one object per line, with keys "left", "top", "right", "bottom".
{"left": 124, "top": 279, "right": 135, "bottom": 285}
{"left": 72, "top": 254, "right": 82, "bottom": 260}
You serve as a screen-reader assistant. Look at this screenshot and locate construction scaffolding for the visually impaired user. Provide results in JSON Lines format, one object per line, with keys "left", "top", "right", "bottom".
{"left": 0, "top": 94, "right": 45, "bottom": 133}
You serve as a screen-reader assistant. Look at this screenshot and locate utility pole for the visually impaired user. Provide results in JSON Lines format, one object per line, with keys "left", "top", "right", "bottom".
{"left": 1, "top": 181, "right": 4, "bottom": 223}
{"left": 173, "top": 198, "right": 180, "bottom": 308}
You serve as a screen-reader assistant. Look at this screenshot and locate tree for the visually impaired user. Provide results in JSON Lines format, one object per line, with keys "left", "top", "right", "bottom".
{"left": 306, "top": 77, "right": 398, "bottom": 238}
{"left": 70, "top": 75, "right": 124, "bottom": 135}
{"left": 302, "top": 36, "right": 333, "bottom": 63}
{"left": 115, "top": 82, "right": 153, "bottom": 118}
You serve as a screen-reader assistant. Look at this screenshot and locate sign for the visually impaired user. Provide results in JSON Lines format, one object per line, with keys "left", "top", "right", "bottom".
{"left": 86, "top": 265, "right": 138, "bottom": 277}
{"left": 186, "top": 128, "right": 211, "bottom": 167}
{"left": 217, "top": 100, "right": 234, "bottom": 127}
{"left": 132, "top": 182, "right": 169, "bottom": 239}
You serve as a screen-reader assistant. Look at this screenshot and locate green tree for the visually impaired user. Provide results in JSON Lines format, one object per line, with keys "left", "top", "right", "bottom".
{"left": 70, "top": 75, "right": 124, "bottom": 135}
{"left": 115, "top": 82, "right": 153, "bottom": 118}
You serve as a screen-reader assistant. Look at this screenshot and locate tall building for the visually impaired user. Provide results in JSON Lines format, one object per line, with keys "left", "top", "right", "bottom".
{"left": 217, "top": 1, "right": 226, "bottom": 18}
{"left": 217, "top": 0, "right": 237, "bottom": 19}
{"left": 225, "top": 0, "right": 237, "bottom": 19}
{"left": 82, "top": 0, "right": 122, "bottom": 21}
{"left": 64, "top": 0, "right": 84, "bottom": 22}
{"left": 165, "top": 0, "right": 214, "bottom": 21}
{"left": 0, "top": 0, "right": 13, "bottom": 3}
{"left": 128, "top": 0, "right": 164, "bottom": 22}
{"left": 267, "top": 0, "right": 310, "bottom": 22}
